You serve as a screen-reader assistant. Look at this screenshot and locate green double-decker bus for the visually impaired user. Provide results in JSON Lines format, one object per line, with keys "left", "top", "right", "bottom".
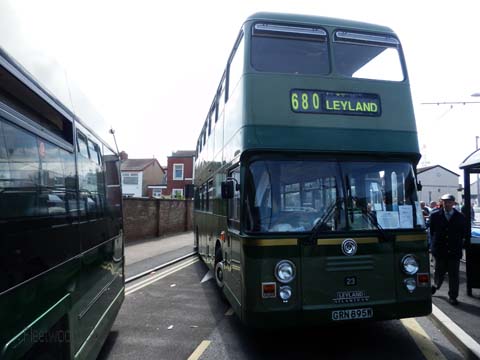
{"left": 0, "top": 46, "right": 124, "bottom": 357}
{"left": 194, "top": 12, "right": 431, "bottom": 327}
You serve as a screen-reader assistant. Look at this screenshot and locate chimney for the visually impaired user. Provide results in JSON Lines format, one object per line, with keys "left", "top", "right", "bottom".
{"left": 120, "top": 151, "right": 128, "bottom": 160}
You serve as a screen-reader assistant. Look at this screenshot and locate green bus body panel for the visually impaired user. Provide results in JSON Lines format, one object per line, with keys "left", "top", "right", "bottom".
{"left": 244, "top": 126, "right": 418, "bottom": 156}
{"left": 0, "top": 236, "right": 124, "bottom": 358}
{"left": 238, "top": 234, "right": 430, "bottom": 327}
{"left": 239, "top": 74, "right": 418, "bottom": 159}
{"left": 74, "top": 286, "right": 124, "bottom": 360}
{"left": 1, "top": 293, "right": 72, "bottom": 359}
{"left": 71, "top": 239, "right": 125, "bottom": 355}
{"left": 0, "top": 42, "right": 125, "bottom": 357}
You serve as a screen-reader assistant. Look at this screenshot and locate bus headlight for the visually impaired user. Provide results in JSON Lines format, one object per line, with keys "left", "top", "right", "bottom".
{"left": 404, "top": 278, "right": 417, "bottom": 293}
{"left": 279, "top": 286, "right": 292, "bottom": 302}
{"left": 275, "top": 260, "right": 296, "bottom": 283}
{"left": 401, "top": 254, "right": 419, "bottom": 275}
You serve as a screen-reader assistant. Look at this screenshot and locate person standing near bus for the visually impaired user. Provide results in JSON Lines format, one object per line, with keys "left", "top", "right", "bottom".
{"left": 430, "top": 194, "right": 467, "bottom": 305}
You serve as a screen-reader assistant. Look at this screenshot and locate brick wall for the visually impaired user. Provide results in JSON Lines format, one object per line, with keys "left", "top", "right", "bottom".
{"left": 123, "top": 198, "right": 193, "bottom": 242}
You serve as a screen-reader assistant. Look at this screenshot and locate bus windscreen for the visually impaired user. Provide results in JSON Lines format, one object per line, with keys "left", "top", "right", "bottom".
{"left": 244, "top": 159, "right": 423, "bottom": 233}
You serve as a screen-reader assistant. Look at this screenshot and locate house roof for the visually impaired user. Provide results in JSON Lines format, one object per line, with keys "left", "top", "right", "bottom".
{"left": 121, "top": 158, "right": 163, "bottom": 171}
{"left": 169, "top": 150, "right": 196, "bottom": 158}
{"left": 417, "top": 164, "right": 460, "bottom": 177}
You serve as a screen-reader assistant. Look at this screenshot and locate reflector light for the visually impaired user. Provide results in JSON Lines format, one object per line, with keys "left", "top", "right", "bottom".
{"left": 417, "top": 273, "right": 429, "bottom": 284}
{"left": 262, "top": 282, "right": 276, "bottom": 299}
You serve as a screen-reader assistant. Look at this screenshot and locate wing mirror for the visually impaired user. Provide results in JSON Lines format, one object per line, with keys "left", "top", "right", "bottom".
{"left": 221, "top": 177, "right": 240, "bottom": 199}
{"left": 221, "top": 180, "right": 235, "bottom": 199}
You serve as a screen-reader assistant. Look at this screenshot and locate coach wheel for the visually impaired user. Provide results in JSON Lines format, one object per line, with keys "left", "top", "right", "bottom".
{"left": 214, "top": 248, "right": 224, "bottom": 288}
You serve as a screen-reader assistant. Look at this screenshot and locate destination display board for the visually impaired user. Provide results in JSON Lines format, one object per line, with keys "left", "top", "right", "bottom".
{"left": 290, "top": 89, "right": 381, "bottom": 116}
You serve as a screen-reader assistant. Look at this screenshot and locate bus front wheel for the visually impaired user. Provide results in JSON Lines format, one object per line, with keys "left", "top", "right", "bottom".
{"left": 214, "top": 247, "right": 224, "bottom": 289}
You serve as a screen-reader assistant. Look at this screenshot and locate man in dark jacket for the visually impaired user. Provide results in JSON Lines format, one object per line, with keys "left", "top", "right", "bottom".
{"left": 430, "top": 194, "right": 466, "bottom": 305}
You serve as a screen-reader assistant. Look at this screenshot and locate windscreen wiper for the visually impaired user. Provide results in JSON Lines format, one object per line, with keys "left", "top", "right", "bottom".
{"left": 306, "top": 197, "right": 343, "bottom": 245}
{"left": 361, "top": 208, "right": 391, "bottom": 242}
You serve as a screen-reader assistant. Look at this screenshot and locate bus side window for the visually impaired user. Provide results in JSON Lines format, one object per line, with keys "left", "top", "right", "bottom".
{"left": 207, "top": 179, "right": 214, "bottom": 213}
{"left": 228, "top": 167, "right": 241, "bottom": 230}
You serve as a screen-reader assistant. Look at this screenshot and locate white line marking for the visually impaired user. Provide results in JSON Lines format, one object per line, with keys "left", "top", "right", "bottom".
{"left": 127, "top": 258, "right": 196, "bottom": 291}
{"left": 432, "top": 304, "right": 480, "bottom": 358}
{"left": 126, "top": 258, "right": 198, "bottom": 295}
{"left": 401, "top": 317, "right": 447, "bottom": 359}
{"left": 187, "top": 340, "right": 211, "bottom": 360}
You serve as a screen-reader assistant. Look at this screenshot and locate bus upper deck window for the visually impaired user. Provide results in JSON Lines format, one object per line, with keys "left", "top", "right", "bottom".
{"left": 251, "top": 23, "right": 329, "bottom": 75}
{"left": 333, "top": 31, "right": 404, "bottom": 82}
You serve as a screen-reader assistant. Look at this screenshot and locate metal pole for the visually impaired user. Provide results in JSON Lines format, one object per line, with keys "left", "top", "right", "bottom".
{"left": 110, "top": 128, "right": 120, "bottom": 155}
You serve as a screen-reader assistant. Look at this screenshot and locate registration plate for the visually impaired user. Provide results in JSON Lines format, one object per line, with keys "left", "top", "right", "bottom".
{"left": 332, "top": 307, "right": 373, "bottom": 321}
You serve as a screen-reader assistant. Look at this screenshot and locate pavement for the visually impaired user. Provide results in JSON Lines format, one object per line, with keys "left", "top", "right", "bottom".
{"left": 429, "top": 255, "right": 480, "bottom": 359}
{"left": 124, "top": 233, "right": 480, "bottom": 359}
{"left": 124, "top": 232, "right": 195, "bottom": 280}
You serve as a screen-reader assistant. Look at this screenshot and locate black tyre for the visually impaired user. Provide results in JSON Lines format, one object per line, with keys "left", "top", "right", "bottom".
{"left": 214, "top": 246, "right": 224, "bottom": 289}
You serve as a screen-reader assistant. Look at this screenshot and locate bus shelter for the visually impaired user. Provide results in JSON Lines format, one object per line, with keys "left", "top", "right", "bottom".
{"left": 460, "top": 149, "right": 480, "bottom": 296}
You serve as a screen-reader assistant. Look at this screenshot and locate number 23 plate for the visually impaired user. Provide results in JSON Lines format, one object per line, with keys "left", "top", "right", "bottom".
{"left": 332, "top": 307, "right": 373, "bottom": 321}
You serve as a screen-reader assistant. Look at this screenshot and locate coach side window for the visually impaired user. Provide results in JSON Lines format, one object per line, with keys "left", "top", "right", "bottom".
{"left": 0, "top": 121, "right": 40, "bottom": 218}
{"left": 77, "top": 132, "right": 89, "bottom": 158}
{"left": 217, "top": 76, "right": 226, "bottom": 117}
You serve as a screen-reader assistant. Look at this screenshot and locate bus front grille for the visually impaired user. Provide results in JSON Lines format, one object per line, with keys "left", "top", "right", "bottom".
{"left": 326, "top": 255, "right": 375, "bottom": 272}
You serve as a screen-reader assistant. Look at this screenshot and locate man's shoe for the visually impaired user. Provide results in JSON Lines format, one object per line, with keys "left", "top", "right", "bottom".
{"left": 431, "top": 286, "right": 437, "bottom": 295}
{"left": 448, "top": 298, "right": 459, "bottom": 306}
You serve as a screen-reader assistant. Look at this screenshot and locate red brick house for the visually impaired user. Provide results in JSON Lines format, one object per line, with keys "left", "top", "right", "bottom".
{"left": 165, "top": 150, "right": 195, "bottom": 198}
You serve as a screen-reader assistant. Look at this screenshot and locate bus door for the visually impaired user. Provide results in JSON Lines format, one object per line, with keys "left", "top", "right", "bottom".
{"left": 300, "top": 167, "right": 397, "bottom": 314}
{"left": 225, "top": 167, "right": 242, "bottom": 304}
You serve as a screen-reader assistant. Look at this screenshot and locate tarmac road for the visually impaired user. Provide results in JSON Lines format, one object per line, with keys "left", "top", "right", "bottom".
{"left": 96, "top": 232, "right": 475, "bottom": 360}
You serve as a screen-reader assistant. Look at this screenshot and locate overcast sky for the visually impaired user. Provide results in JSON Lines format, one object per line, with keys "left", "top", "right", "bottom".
{"left": 2, "top": 0, "right": 480, "bottom": 175}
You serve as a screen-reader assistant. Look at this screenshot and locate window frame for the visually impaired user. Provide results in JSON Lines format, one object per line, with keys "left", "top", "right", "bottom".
{"left": 173, "top": 163, "right": 184, "bottom": 180}
{"left": 122, "top": 172, "right": 139, "bottom": 185}
{"left": 172, "top": 188, "right": 184, "bottom": 199}
{"left": 76, "top": 132, "right": 90, "bottom": 159}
